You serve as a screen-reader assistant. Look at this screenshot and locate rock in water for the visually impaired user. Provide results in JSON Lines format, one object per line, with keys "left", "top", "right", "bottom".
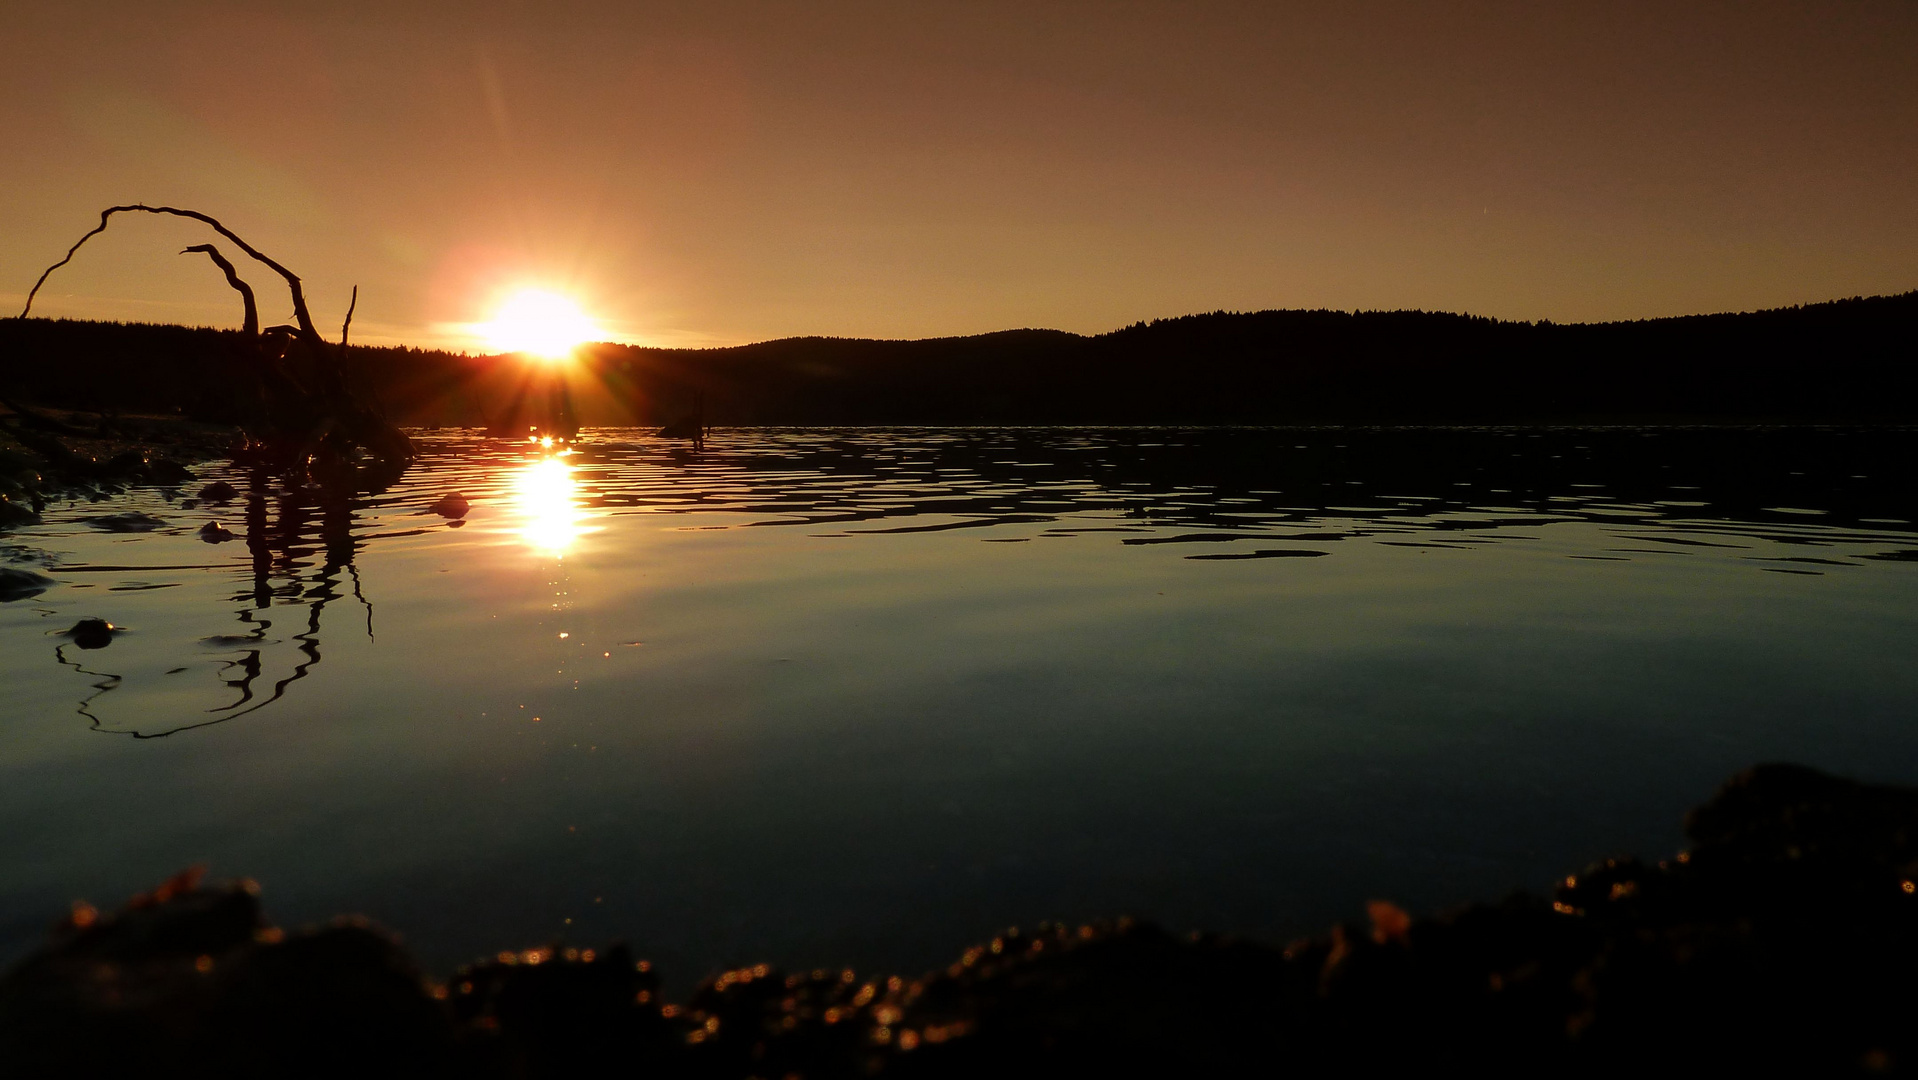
{"left": 101, "top": 451, "right": 146, "bottom": 477}
{"left": 82, "top": 512, "right": 166, "bottom": 533}
{"left": 143, "top": 460, "right": 195, "bottom": 486}
{"left": 428, "top": 493, "right": 470, "bottom": 518}
{"left": 0, "top": 567, "right": 54, "bottom": 602}
{"left": 199, "top": 521, "right": 236, "bottom": 543}
{"left": 0, "top": 498, "right": 39, "bottom": 528}
{"left": 198, "top": 480, "right": 240, "bottom": 502}
{"left": 65, "top": 618, "right": 118, "bottom": 649}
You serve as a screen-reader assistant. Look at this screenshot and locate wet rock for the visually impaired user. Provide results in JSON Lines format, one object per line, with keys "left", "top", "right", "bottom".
{"left": 63, "top": 618, "right": 119, "bottom": 649}
{"left": 0, "top": 567, "right": 54, "bottom": 602}
{"left": 101, "top": 451, "right": 146, "bottom": 477}
{"left": 0, "top": 498, "right": 39, "bottom": 529}
{"left": 82, "top": 512, "right": 166, "bottom": 532}
{"left": 449, "top": 945, "right": 678, "bottom": 1073}
{"left": 0, "top": 870, "right": 450, "bottom": 1076}
{"left": 6, "top": 765, "right": 1918, "bottom": 1075}
{"left": 143, "top": 459, "right": 196, "bottom": 486}
{"left": 199, "top": 521, "right": 236, "bottom": 543}
{"left": 198, "top": 480, "right": 240, "bottom": 502}
{"left": 428, "top": 492, "right": 470, "bottom": 518}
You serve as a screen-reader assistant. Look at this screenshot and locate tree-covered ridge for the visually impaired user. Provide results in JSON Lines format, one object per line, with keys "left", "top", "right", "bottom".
{"left": 3, "top": 291, "right": 1912, "bottom": 427}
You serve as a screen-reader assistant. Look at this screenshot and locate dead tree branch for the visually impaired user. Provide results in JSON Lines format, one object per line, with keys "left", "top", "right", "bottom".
{"left": 18, "top": 205, "right": 413, "bottom": 469}
{"left": 181, "top": 244, "right": 260, "bottom": 337}
{"left": 22, "top": 204, "right": 322, "bottom": 343}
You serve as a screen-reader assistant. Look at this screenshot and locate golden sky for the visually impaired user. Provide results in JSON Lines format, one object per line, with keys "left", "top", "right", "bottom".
{"left": 3, "top": 1, "right": 1914, "bottom": 349}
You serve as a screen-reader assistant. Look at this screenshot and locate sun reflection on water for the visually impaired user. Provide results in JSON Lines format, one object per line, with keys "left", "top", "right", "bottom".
{"left": 514, "top": 455, "right": 588, "bottom": 555}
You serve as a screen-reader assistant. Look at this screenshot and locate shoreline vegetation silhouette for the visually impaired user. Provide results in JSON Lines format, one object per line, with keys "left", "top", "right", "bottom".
{"left": 2, "top": 763, "right": 1915, "bottom": 1074}
{"left": 2, "top": 290, "right": 1914, "bottom": 434}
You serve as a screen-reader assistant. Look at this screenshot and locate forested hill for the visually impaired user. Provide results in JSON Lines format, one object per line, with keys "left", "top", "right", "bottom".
{"left": 2, "top": 291, "right": 1913, "bottom": 427}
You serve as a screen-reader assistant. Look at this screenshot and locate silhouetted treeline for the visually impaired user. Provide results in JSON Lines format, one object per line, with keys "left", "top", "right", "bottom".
{"left": 3, "top": 291, "right": 1913, "bottom": 427}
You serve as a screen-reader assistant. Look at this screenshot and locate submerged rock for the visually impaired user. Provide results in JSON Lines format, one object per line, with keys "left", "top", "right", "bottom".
{"left": 199, "top": 521, "right": 236, "bottom": 543}
{"left": 0, "top": 498, "right": 38, "bottom": 529}
{"left": 0, "top": 567, "right": 54, "bottom": 602}
{"left": 82, "top": 512, "right": 166, "bottom": 533}
{"left": 4, "top": 764, "right": 1918, "bottom": 1075}
{"left": 428, "top": 492, "right": 470, "bottom": 518}
{"left": 198, "top": 480, "right": 240, "bottom": 502}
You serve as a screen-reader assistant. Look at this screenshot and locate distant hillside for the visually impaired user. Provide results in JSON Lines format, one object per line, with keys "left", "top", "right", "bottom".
{"left": 2, "top": 292, "right": 1913, "bottom": 427}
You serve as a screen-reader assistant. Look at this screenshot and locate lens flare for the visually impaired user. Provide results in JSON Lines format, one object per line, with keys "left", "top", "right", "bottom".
{"left": 482, "top": 289, "right": 599, "bottom": 359}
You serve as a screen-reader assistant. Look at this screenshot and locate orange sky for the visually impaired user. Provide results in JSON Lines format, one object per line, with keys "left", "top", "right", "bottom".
{"left": 3, "top": 1, "right": 1914, "bottom": 349}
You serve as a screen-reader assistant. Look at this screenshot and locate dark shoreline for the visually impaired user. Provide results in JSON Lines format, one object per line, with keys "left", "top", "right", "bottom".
{"left": 4, "top": 289, "right": 1915, "bottom": 431}
{"left": 4, "top": 763, "right": 1916, "bottom": 1076}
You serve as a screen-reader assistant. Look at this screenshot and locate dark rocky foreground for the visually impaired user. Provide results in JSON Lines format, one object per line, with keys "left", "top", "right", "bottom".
{"left": 0, "top": 404, "right": 237, "bottom": 526}
{"left": 4, "top": 763, "right": 1917, "bottom": 1077}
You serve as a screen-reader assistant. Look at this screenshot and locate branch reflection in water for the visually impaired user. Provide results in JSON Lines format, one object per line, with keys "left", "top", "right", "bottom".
{"left": 34, "top": 426, "right": 1918, "bottom": 740}
{"left": 57, "top": 447, "right": 593, "bottom": 735}
{"left": 66, "top": 471, "right": 384, "bottom": 739}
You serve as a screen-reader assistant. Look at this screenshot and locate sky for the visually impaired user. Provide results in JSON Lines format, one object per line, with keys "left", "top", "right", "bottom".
{"left": 2, "top": 1, "right": 1914, "bottom": 349}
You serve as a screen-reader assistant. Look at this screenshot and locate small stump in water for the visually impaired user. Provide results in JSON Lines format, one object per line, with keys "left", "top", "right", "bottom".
{"left": 428, "top": 493, "right": 470, "bottom": 519}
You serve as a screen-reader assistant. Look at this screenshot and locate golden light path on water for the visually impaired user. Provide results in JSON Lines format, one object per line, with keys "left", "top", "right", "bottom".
{"left": 513, "top": 452, "right": 590, "bottom": 556}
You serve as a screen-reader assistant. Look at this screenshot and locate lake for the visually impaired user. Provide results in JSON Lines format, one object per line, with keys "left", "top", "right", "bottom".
{"left": 2, "top": 426, "right": 1916, "bottom": 987}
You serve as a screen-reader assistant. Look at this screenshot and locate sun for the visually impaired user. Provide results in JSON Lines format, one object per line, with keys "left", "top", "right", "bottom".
{"left": 481, "top": 289, "right": 600, "bottom": 359}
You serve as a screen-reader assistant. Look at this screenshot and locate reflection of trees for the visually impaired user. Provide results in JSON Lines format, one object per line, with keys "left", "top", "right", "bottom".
{"left": 71, "top": 465, "right": 391, "bottom": 739}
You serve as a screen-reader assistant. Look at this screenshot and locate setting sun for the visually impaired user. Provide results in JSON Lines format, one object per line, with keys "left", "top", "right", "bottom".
{"left": 481, "top": 289, "right": 600, "bottom": 359}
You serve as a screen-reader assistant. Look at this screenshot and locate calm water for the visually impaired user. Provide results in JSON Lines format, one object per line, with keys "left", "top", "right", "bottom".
{"left": 3, "top": 426, "right": 1916, "bottom": 985}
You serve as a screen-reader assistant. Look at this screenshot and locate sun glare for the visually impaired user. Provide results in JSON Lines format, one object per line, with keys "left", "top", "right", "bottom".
{"left": 482, "top": 289, "right": 600, "bottom": 359}
{"left": 514, "top": 455, "right": 586, "bottom": 555}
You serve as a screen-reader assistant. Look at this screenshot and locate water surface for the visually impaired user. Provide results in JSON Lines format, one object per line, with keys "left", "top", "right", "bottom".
{"left": 3, "top": 426, "right": 1916, "bottom": 985}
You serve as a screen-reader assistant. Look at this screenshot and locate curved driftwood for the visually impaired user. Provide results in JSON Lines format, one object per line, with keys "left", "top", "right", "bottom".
{"left": 21, "top": 205, "right": 411, "bottom": 469}
{"left": 181, "top": 244, "right": 260, "bottom": 337}
{"left": 23, "top": 204, "right": 324, "bottom": 342}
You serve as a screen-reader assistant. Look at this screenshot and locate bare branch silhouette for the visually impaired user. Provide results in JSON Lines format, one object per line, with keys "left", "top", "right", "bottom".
{"left": 19, "top": 204, "right": 412, "bottom": 466}
{"left": 181, "top": 244, "right": 260, "bottom": 337}
{"left": 22, "top": 204, "right": 322, "bottom": 342}
{"left": 341, "top": 285, "right": 358, "bottom": 349}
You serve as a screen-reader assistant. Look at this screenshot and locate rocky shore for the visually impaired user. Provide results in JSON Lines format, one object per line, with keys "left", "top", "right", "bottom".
{"left": 0, "top": 403, "right": 239, "bottom": 528}
{"left": 3, "top": 763, "right": 1916, "bottom": 1076}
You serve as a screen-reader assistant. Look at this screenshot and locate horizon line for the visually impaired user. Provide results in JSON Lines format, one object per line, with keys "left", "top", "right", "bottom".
{"left": 4, "top": 287, "right": 1912, "bottom": 357}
